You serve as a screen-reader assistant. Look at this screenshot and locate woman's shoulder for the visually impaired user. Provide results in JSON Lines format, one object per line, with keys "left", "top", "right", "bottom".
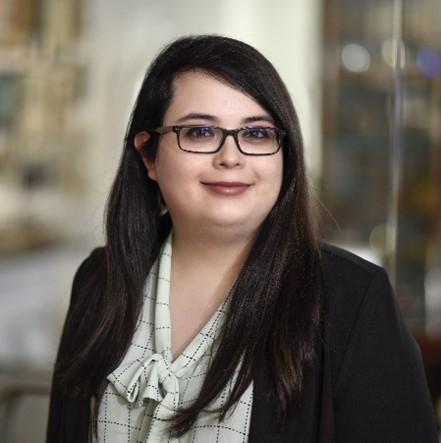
{"left": 74, "top": 246, "right": 106, "bottom": 280}
{"left": 320, "top": 242, "right": 384, "bottom": 278}
{"left": 319, "top": 242, "right": 389, "bottom": 297}
{"left": 69, "top": 246, "right": 106, "bottom": 304}
{"left": 318, "top": 242, "right": 394, "bottom": 332}
{"left": 318, "top": 242, "right": 403, "bottom": 381}
{"left": 318, "top": 244, "right": 438, "bottom": 440}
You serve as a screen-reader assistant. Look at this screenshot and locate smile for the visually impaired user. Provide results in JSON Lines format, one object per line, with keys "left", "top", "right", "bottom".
{"left": 201, "top": 181, "right": 251, "bottom": 196}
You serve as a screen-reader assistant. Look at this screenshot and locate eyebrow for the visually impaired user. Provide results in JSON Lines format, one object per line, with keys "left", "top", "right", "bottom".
{"left": 175, "top": 113, "right": 217, "bottom": 123}
{"left": 242, "top": 115, "right": 275, "bottom": 125}
{"left": 174, "top": 112, "right": 275, "bottom": 125}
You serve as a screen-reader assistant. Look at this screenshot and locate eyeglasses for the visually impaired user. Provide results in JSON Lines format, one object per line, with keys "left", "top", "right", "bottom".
{"left": 148, "top": 125, "right": 285, "bottom": 156}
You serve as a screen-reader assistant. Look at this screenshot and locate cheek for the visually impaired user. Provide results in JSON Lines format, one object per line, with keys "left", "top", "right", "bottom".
{"left": 153, "top": 151, "right": 204, "bottom": 199}
{"left": 264, "top": 156, "right": 283, "bottom": 196}
{"left": 150, "top": 148, "right": 178, "bottom": 183}
{"left": 275, "top": 159, "right": 284, "bottom": 189}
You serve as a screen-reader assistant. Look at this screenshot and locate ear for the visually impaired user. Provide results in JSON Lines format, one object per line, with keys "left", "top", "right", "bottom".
{"left": 134, "top": 131, "right": 158, "bottom": 181}
{"left": 134, "top": 131, "right": 151, "bottom": 152}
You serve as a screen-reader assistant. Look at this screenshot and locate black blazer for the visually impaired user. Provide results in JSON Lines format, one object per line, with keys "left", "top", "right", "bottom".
{"left": 46, "top": 244, "right": 438, "bottom": 442}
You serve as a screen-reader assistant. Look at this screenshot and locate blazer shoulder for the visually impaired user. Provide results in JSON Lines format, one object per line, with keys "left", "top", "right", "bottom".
{"left": 81, "top": 246, "right": 105, "bottom": 272}
{"left": 319, "top": 243, "right": 396, "bottom": 382}
{"left": 319, "top": 242, "right": 389, "bottom": 299}
{"left": 320, "top": 245, "right": 438, "bottom": 441}
{"left": 69, "top": 246, "right": 106, "bottom": 306}
{"left": 320, "top": 242, "right": 383, "bottom": 276}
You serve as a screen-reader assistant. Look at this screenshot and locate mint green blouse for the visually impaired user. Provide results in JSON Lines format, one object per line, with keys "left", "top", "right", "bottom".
{"left": 94, "top": 233, "right": 254, "bottom": 442}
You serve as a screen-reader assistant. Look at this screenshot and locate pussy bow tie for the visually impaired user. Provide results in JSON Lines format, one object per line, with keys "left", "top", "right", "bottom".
{"left": 107, "top": 354, "right": 180, "bottom": 411}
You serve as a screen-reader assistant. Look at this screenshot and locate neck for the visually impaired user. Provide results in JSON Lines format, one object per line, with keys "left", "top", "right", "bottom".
{"left": 171, "top": 225, "right": 256, "bottom": 299}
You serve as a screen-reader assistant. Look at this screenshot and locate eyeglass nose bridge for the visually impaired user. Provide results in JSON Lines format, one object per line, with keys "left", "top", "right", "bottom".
{"left": 215, "top": 128, "right": 244, "bottom": 154}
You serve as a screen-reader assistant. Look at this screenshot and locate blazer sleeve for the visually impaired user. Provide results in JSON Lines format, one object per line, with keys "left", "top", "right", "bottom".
{"left": 46, "top": 249, "right": 103, "bottom": 443}
{"left": 333, "top": 267, "right": 438, "bottom": 442}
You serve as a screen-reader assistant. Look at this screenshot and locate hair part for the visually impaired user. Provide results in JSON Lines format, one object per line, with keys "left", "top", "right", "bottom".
{"left": 55, "top": 34, "right": 322, "bottom": 436}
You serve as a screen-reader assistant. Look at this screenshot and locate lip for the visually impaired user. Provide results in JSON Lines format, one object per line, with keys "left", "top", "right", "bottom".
{"left": 201, "top": 181, "right": 251, "bottom": 196}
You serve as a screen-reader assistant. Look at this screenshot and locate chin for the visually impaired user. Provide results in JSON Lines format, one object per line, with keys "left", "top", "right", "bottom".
{"left": 202, "top": 214, "right": 263, "bottom": 237}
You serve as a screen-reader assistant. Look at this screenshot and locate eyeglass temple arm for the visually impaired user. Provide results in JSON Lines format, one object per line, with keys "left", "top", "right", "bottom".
{"left": 147, "top": 126, "right": 175, "bottom": 135}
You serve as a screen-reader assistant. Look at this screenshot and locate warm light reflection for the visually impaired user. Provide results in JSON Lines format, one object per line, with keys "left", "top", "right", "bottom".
{"left": 381, "top": 38, "right": 406, "bottom": 68}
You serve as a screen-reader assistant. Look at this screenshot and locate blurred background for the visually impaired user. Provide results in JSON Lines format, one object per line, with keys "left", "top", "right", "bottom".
{"left": 0, "top": 0, "right": 440, "bottom": 441}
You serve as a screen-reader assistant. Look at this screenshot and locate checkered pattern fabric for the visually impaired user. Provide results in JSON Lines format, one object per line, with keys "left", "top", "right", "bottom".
{"left": 94, "top": 233, "right": 254, "bottom": 442}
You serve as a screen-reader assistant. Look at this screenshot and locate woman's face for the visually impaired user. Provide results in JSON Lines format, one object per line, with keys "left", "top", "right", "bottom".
{"left": 137, "top": 70, "right": 283, "bottom": 240}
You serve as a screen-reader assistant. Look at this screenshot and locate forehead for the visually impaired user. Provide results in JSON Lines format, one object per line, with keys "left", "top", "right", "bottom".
{"left": 163, "top": 70, "right": 271, "bottom": 124}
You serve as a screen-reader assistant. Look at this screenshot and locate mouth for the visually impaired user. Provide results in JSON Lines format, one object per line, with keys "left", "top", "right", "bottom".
{"left": 201, "top": 181, "right": 251, "bottom": 196}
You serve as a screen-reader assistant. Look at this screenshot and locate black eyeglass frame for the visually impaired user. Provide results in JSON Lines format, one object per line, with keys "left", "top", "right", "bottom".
{"left": 147, "top": 125, "right": 286, "bottom": 156}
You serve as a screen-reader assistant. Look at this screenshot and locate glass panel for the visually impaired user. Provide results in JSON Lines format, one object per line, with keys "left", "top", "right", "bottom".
{"left": 321, "top": 0, "right": 441, "bottom": 334}
{"left": 399, "top": 0, "right": 441, "bottom": 332}
{"left": 321, "top": 0, "right": 396, "bottom": 267}
{"left": 321, "top": 0, "right": 441, "bottom": 426}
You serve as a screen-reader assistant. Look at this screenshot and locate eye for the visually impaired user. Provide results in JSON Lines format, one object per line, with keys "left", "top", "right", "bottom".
{"left": 242, "top": 127, "right": 273, "bottom": 140}
{"left": 182, "top": 126, "right": 215, "bottom": 139}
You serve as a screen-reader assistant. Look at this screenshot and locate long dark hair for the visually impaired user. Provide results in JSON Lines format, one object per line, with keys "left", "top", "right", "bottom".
{"left": 56, "top": 35, "right": 322, "bottom": 435}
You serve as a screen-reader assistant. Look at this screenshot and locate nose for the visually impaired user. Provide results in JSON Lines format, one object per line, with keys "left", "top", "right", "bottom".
{"left": 213, "top": 133, "right": 244, "bottom": 168}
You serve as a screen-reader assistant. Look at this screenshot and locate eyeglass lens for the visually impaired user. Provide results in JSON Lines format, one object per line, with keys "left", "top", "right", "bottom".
{"left": 178, "top": 126, "right": 280, "bottom": 154}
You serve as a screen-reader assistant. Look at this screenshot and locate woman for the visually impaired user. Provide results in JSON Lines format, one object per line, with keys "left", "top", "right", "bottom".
{"left": 46, "top": 35, "right": 438, "bottom": 442}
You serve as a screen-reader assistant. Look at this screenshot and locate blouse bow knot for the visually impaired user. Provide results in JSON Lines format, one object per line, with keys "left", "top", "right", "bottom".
{"left": 107, "top": 354, "right": 179, "bottom": 409}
